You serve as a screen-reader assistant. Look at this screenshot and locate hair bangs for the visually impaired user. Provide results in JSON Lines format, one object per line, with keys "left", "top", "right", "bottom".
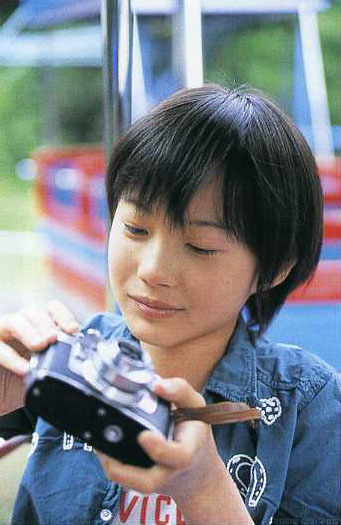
{"left": 108, "top": 101, "right": 232, "bottom": 228}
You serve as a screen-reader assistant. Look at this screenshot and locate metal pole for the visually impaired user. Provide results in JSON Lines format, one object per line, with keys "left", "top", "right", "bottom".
{"left": 101, "top": 0, "right": 133, "bottom": 311}
{"left": 101, "top": 0, "right": 116, "bottom": 164}
{"left": 117, "top": 0, "right": 133, "bottom": 133}
{"left": 173, "top": 0, "right": 204, "bottom": 88}
{"left": 298, "top": 2, "right": 333, "bottom": 158}
{"left": 101, "top": 0, "right": 133, "bottom": 163}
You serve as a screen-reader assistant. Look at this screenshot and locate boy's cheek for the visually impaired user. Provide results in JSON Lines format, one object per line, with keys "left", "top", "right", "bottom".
{"left": 108, "top": 247, "right": 136, "bottom": 297}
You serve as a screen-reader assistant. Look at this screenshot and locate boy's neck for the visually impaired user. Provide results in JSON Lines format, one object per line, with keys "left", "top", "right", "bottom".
{"left": 141, "top": 323, "right": 235, "bottom": 392}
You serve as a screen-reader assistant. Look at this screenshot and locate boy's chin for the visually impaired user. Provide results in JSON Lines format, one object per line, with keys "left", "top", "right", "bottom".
{"left": 130, "top": 328, "right": 173, "bottom": 348}
{"left": 125, "top": 317, "right": 183, "bottom": 349}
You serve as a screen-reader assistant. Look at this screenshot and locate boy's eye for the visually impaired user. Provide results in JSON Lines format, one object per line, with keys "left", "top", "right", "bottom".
{"left": 188, "top": 244, "right": 217, "bottom": 256}
{"left": 123, "top": 223, "right": 148, "bottom": 236}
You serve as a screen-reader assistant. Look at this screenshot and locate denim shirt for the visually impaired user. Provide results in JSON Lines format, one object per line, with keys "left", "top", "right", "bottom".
{"left": 12, "top": 313, "right": 340, "bottom": 524}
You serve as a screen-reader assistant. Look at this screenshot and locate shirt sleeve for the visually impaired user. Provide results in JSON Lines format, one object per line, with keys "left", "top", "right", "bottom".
{"left": 274, "top": 372, "right": 341, "bottom": 523}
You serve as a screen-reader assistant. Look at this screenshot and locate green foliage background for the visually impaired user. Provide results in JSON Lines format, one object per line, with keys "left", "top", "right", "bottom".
{"left": 205, "top": 4, "right": 339, "bottom": 121}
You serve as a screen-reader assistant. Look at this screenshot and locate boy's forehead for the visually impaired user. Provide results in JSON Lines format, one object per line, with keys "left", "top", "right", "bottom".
{"left": 186, "top": 188, "right": 225, "bottom": 228}
{"left": 121, "top": 194, "right": 152, "bottom": 214}
{"left": 120, "top": 183, "right": 225, "bottom": 229}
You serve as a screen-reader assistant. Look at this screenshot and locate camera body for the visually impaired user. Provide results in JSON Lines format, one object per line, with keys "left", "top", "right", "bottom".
{"left": 24, "top": 330, "right": 173, "bottom": 467}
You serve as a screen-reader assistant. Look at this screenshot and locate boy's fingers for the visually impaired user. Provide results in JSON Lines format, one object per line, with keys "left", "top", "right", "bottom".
{"left": 138, "top": 423, "right": 207, "bottom": 469}
{"left": 19, "top": 304, "right": 58, "bottom": 340}
{"left": 99, "top": 454, "right": 171, "bottom": 495}
{"left": 45, "top": 300, "right": 79, "bottom": 333}
{"left": 97, "top": 451, "right": 116, "bottom": 479}
{"left": 0, "top": 313, "right": 52, "bottom": 352}
{"left": 0, "top": 342, "right": 29, "bottom": 376}
{"left": 0, "top": 300, "right": 78, "bottom": 381}
{"left": 153, "top": 377, "right": 206, "bottom": 409}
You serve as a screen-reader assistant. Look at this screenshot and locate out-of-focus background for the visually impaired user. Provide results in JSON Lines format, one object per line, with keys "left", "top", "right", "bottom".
{"left": 0, "top": 0, "right": 339, "bottom": 522}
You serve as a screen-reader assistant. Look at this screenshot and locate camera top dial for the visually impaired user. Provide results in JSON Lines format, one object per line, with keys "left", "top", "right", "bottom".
{"left": 91, "top": 337, "right": 155, "bottom": 393}
{"left": 66, "top": 330, "right": 158, "bottom": 411}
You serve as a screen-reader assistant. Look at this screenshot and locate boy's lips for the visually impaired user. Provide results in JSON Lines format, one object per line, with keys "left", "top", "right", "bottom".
{"left": 128, "top": 294, "right": 184, "bottom": 318}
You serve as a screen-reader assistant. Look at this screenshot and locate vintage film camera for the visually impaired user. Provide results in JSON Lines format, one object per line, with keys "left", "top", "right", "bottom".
{"left": 24, "top": 330, "right": 174, "bottom": 467}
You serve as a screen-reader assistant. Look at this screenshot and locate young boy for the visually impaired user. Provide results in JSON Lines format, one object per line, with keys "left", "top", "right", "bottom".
{"left": 0, "top": 85, "right": 339, "bottom": 524}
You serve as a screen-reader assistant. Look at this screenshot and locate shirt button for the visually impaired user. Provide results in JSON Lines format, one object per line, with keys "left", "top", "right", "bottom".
{"left": 100, "top": 508, "right": 112, "bottom": 521}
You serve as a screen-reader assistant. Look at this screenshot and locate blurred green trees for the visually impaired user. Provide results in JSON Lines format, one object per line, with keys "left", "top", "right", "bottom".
{"left": 0, "top": 67, "right": 103, "bottom": 180}
{"left": 206, "top": 3, "right": 339, "bottom": 125}
{"left": 319, "top": 2, "right": 340, "bottom": 124}
{"left": 0, "top": 67, "right": 40, "bottom": 183}
{"left": 205, "top": 18, "right": 295, "bottom": 114}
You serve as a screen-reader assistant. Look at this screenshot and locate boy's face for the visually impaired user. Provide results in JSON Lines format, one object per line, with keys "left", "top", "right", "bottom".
{"left": 108, "top": 181, "right": 258, "bottom": 350}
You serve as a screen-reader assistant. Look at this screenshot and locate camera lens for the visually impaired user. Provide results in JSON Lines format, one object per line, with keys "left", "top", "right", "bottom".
{"left": 104, "top": 425, "right": 124, "bottom": 443}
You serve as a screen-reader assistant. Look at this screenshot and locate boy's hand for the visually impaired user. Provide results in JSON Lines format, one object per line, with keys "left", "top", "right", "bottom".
{"left": 0, "top": 300, "right": 79, "bottom": 414}
{"left": 98, "top": 378, "right": 225, "bottom": 503}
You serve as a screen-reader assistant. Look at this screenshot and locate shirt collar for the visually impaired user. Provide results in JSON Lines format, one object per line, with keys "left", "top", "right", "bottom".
{"left": 203, "top": 317, "right": 261, "bottom": 408}
{"left": 121, "top": 316, "right": 260, "bottom": 408}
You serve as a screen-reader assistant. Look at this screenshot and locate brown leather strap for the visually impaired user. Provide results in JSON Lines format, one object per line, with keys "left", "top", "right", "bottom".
{"left": 173, "top": 401, "right": 261, "bottom": 425}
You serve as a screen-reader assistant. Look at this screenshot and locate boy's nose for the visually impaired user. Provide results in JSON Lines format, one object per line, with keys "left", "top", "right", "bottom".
{"left": 137, "top": 242, "right": 178, "bottom": 288}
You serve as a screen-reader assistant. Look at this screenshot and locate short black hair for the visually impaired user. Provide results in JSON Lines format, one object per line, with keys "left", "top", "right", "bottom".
{"left": 107, "top": 84, "right": 323, "bottom": 335}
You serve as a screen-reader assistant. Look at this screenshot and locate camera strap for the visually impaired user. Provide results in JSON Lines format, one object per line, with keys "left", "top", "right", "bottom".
{"left": 173, "top": 402, "right": 261, "bottom": 425}
{"left": 0, "top": 403, "right": 260, "bottom": 460}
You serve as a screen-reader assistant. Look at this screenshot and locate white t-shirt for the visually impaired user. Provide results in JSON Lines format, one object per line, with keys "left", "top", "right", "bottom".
{"left": 111, "top": 489, "right": 186, "bottom": 524}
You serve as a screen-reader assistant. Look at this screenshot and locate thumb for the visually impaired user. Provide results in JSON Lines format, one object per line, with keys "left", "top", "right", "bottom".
{"left": 153, "top": 378, "right": 205, "bottom": 409}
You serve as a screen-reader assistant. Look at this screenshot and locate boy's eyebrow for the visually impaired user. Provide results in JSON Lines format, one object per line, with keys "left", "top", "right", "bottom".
{"left": 122, "top": 196, "right": 152, "bottom": 214}
{"left": 122, "top": 196, "right": 225, "bottom": 230}
{"left": 187, "top": 219, "right": 226, "bottom": 230}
